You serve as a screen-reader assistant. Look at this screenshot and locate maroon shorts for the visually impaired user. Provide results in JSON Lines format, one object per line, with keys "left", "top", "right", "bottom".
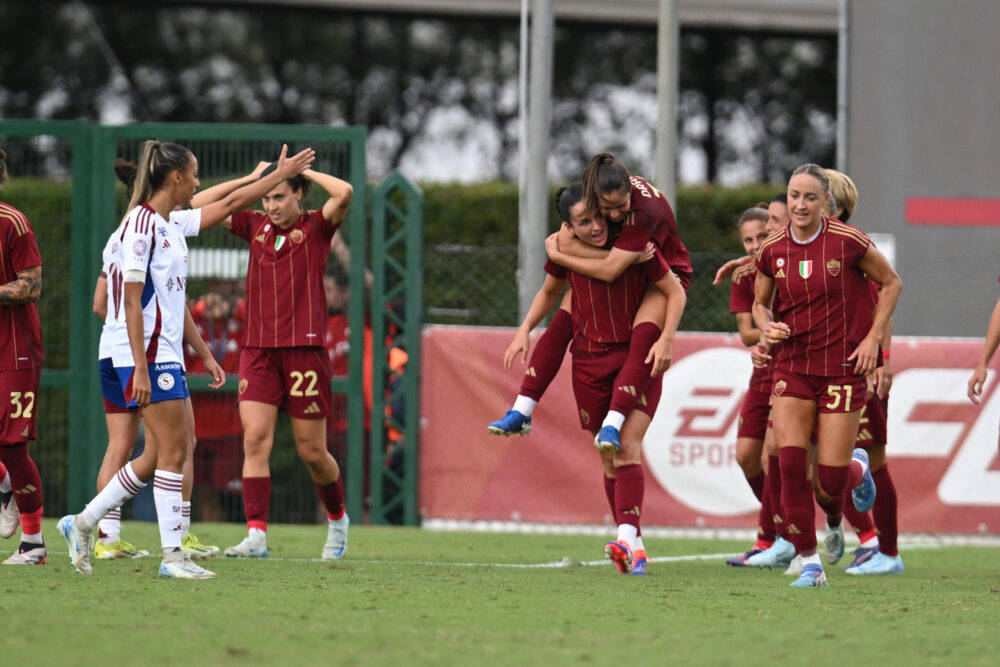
{"left": 771, "top": 369, "right": 867, "bottom": 414}
{"left": 0, "top": 366, "right": 41, "bottom": 444}
{"left": 738, "top": 386, "right": 771, "bottom": 440}
{"left": 855, "top": 393, "right": 888, "bottom": 448}
{"left": 571, "top": 346, "right": 662, "bottom": 431}
{"left": 238, "top": 346, "right": 332, "bottom": 419}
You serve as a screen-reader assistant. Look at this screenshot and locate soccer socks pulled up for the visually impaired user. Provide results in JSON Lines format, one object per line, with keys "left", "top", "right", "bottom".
{"left": 242, "top": 476, "right": 271, "bottom": 532}
{"left": 316, "top": 477, "right": 346, "bottom": 520}
{"left": 768, "top": 455, "right": 787, "bottom": 539}
{"left": 181, "top": 501, "right": 192, "bottom": 536}
{"left": 841, "top": 490, "right": 877, "bottom": 539}
{"left": 608, "top": 322, "right": 661, "bottom": 416}
{"left": 603, "top": 474, "right": 616, "bottom": 517}
{"left": 98, "top": 509, "right": 122, "bottom": 543}
{"left": 518, "top": 308, "right": 573, "bottom": 402}
{"left": 614, "top": 464, "right": 645, "bottom": 531}
{"left": 755, "top": 473, "right": 776, "bottom": 546}
{"left": 873, "top": 465, "right": 899, "bottom": 556}
{"left": 0, "top": 443, "right": 43, "bottom": 516}
{"left": 153, "top": 470, "right": 184, "bottom": 549}
{"left": 816, "top": 463, "right": 848, "bottom": 527}
{"left": 779, "top": 447, "right": 817, "bottom": 554}
{"left": 81, "top": 463, "right": 145, "bottom": 530}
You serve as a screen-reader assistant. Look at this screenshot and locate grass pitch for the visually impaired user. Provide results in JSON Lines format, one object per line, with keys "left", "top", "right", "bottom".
{"left": 4, "top": 520, "right": 1000, "bottom": 666}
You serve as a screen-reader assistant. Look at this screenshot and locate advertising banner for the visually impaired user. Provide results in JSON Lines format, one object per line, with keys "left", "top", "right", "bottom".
{"left": 419, "top": 326, "right": 1000, "bottom": 534}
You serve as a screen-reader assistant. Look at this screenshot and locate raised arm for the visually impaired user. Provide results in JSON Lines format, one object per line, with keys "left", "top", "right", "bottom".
{"left": 0, "top": 265, "right": 41, "bottom": 305}
{"left": 304, "top": 169, "right": 354, "bottom": 225}
{"left": 968, "top": 295, "right": 1000, "bottom": 405}
{"left": 503, "top": 274, "right": 567, "bottom": 370}
{"left": 199, "top": 145, "right": 315, "bottom": 231}
{"left": 189, "top": 161, "right": 269, "bottom": 209}
{"left": 849, "top": 245, "right": 902, "bottom": 374}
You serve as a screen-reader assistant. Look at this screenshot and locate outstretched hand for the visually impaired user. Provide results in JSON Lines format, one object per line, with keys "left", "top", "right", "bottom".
{"left": 503, "top": 330, "right": 531, "bottom": 371}
{"left": 275, "top": 144, "right": 316, "bottom": 179}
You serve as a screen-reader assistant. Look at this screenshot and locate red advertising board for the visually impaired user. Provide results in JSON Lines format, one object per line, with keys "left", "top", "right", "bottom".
{"left": 419, "top": 326, "right": 1000, "bottom": 534}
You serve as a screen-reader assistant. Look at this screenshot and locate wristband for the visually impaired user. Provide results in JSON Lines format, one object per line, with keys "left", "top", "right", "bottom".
{"left": 882, "top": 350, "right": 891, "bottom": 361}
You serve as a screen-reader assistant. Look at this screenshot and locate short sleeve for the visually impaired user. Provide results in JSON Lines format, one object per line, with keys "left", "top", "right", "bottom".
{"left": 640, "top": 248, "right": 669, "bottom": 283}
{"left": 229, "top": 210, "right": 254, "bottom": 242}
{"left": 729, "top": 270, "right": 755, "bottom": 314}
{"left": 612, "top": 210, "right": 655, "bottom": 253}
{"left": 170, "top": 208, "right": 202, "bottom": 238}
{"left": 544, "top": 259, "right": 567, "bottom": 279}
{"left": 8, "top": 224, "right": 42, "bottom": 275}
{"left": 121, "top": 208, "right": 154, "bottom": 279}
{"left": 754, "top": 247, "right": 774, "bottom": 279}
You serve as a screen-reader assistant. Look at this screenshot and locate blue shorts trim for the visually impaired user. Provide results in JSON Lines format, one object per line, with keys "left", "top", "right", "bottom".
{"left": 100, "top": 357, "right": 131, "bottom": 410}
{"left": 115, "top": 361, "right": 189, "bottom": 408}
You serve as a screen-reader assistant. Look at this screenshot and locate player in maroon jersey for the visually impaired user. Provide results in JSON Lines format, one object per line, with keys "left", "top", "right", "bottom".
{"left": 712, "top": 193, "right": 789, "bottom": 286}
{"left": 489, "top": 153, "right": 691, "bottom": 452}
{"left": 222, "top": 162, "right": 354, "bottom": 561}
{"left": 968, "top": 291, "right": 1000, "bottom": 444}
{"left": 752, "top": 163, "right": 901, "bottom": 587}
{"left": 0, "top": 148, "right": 47, "bottom": 565}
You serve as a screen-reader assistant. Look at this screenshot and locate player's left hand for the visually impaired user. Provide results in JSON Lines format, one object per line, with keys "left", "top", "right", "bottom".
{"left": 205, "top": 359, "right": 226, "bottom": 389}
{"left": 646, "top": 338, "right": 673, "bottom": 377}
{"left": 874, "top": 363, "right": 893, "bottom": 399}
{"left": 544, "top": 232, "right": 561, "bottom": 259}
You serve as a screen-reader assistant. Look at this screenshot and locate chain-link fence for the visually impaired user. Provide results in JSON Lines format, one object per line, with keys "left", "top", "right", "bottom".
{"left": 424, "top": 244, "right": 743, "bottom": 333}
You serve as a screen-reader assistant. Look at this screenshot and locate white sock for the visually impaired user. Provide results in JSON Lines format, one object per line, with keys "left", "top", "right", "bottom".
{"left": 181, "top": 501, "right": 192, "bottom": 538}
{"left": 861, "top": 535, "right": 880, "bottom": 549}
{"left": 153, "top": 470, "right": 184, "bottom": 549}
{"left": 616, "top": 523, "right": 638, "bottom": 546}
{"left": 803, "top": 552, "right": 822, "bottom": 567}
{"left": 99, "top": 509, "right": 122, "bottom": 543}
{"left": 249, "top": 526, "right": 267, "bottom": 544}
{"left": 81, "top": 463, "right": 145, "bottom": 530}
{"left": 21, "top": 530, "right": 43, "bottom": 546}
{"left": 0, "top": 469, "right": 10, "bottom": 494}
{"left": 601, "top": 410, "right": 626, "bottom": 431}
{"left": 512, "top": 395, "right": 537, "bottom": 417}
{"left": 632, "top": 535, "right": 645, "bottom": 552}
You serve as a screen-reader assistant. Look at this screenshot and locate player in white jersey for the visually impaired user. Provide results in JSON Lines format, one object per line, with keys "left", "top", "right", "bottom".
{"left": 88, "top": 160, "right": 272, "bottom": 561}
{"left": 60, "top": 140, "right": 314, "bottom": 579}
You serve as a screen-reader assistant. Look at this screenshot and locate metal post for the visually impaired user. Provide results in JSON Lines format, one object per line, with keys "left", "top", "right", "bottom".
{"left": 654, "top": 0, "right": 679, "bottom": 205}
{"left": 836, "top": 0, "right": 850, "bottom": 171}
{"left": 518, "top": 0, "right": 553, "bottom": 321}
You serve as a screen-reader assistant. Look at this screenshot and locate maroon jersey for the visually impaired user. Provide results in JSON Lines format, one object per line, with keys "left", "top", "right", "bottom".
{"left": 613, "top": 176, "right": 693, "bottom": 290}
{"left": 0, "top": 202, "right": 44, "bottom": 370}
{"left": 755, "top": 218, "right": 872, "bottom": 376}
{"left": 729, "top": 258, "right": 770, "bottom": 390}
{"left": 545, "top": 249, "right": 669, "bottom": 354}
{"left": 230, "top": 209, "right": 338, "bottom": 348}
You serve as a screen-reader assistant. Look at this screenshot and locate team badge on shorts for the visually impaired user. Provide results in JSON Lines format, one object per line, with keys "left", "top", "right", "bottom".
{"left": 826, "top": 258, "right": 841, "bottom": 277}
{"left": 157, "top": 372, "right": 175, "bottom": 391}
{"left": 773, "top": 380, "right": 787, "bottom": 397}
{"left": 239, "top": 378, "right": 249, "bottom": 394}
{"left": 580, "top": 409, "right": 590, "bottom": 425}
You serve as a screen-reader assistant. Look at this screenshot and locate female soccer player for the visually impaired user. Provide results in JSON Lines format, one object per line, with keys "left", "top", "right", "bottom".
{"left": 489, "top": 152, "right": 691, "bottom": 452}
{"left": 752, "top": 163, "right": 901, "bottom": 587}
{"left": 59, "top": 141, "right": 315, "bottom": 579}
{"left": 0, "top": 148, "right": 47, "bottom": 566}
{"left": 222, "top": 163, "right": 354, "bottom": 561}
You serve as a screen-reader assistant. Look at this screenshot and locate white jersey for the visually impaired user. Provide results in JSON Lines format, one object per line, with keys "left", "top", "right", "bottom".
{"left": 109, "top": 204, "right": 201, "bottom": 368}
{"left": 97, "top": 223, "right": 126, "bottom": 360}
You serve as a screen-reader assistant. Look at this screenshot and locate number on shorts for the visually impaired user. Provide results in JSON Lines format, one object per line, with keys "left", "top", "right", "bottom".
{"left": 289, "top": 370, "right": 319, "bottom": 397}
{"left": 824, "top": 384, "right": 853, "bottom": 412}
{"left": 9, "top": 391, "right": 35, "bottom": 419}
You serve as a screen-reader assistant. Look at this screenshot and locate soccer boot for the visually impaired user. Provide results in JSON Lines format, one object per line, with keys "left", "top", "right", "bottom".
{"left": 159, "top": 549, "right": 216, "bottom": 579}
{"left": 604, "top": 540, "right": 634, "bottom": 574}
{"left": 322, "top": 514, "right": 350, "bottom": 560}
{"left": 182, "top": 533, "right": 220, "bottom": 560}
{"left": 94, "top": 538, "right": 150, "bottom": 560}
{"left": 726, "top": 546, "right": 765, "bottom": 567}
{"left": 823, "top": 521, "right": 845, "bottom": 565}
{"left": 224, "top": 532, "right": 268, "bottom": 559}
{"left": 3, "top": 543, "right": 46, "bottom": 565}
{"left": 789, "top": 562, "right": 828, "bottom": 587}
{"left": 851, "top": 448, "right": 877, "bottom": 513}
{"left": 0, "top": 491, "right": 19, "bottom": 539}
{"left": 487, "top": 410, "right": 532, "bottom": 437}
{"left": 844, "top": 545, "right": 880, "bottom": 570}
{"left": 58, "top": 514, "right": 92, "bottom": 575}
{"left": 783, "top": 554, "right": 804, "bottom": 576}
{"left": 745, "top": 536, "right": 795, "bottom": 568}
{"left": 595, "top": 425, "right": 622, "bottom": 453}
{"left": 631, "top": 548, "right": 649, "bottom": 576}
{"left": 845, "top": 551, "right": 903, "bottom": 575}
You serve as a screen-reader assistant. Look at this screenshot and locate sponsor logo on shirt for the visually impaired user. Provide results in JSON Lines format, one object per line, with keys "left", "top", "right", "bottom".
{"left": 254, "top": 233, "right": 267, "bottom": 244}
{"left": 162, "top": 238, "right": 171, "bottom": 249}
{"left": 827, "top": 258, "right": 841, "bottom": 276}
{"left": 304, "top": 401, "right": 322, "bottom": 415}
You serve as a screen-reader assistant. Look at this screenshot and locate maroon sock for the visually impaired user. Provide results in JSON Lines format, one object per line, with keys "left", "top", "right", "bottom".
{"left": 841, "top": 492, "right": 876, "bottom": 535}
{"left": 847, "top": 457, "right": 865, "bottom": 488}
{"left": 756, "top": 473, "right": 776, "bottom": 544}
{"left": 518, "top": 308, "right": 573, "bottom": 401}
{"left": 746, "top": 471, "right": 765, "bottom": 502}
{"left": 767, "top": 455, "right": 787, "bottom": 539}
{"left": 816, "top": 463, "right": 848, "bottom": 527}
{"left": 608, "top": 322, "right": 661, "bottom": 415}
{"left": 316, "top": 476, "right": 346, "bottom": 520}
{"left": 872, "top": 465, "right": 899, "bottom": 556}
{"left": 613, "top": 464, "right": 645, "bottom": 531}
{"left": 242, "top": 476, "right": 271, "bottom": 532}
{"left": 779, "top": 447, "right": 816, "bottom": 554}
{"left": 0, "top": 443, "right": 43, "bottom": 515}
{"left": 603, "top": 474, "right": 616, "bottom": 516}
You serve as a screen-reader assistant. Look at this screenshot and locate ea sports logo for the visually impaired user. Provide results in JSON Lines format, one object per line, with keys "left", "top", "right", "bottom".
{"left": 157, "top": 372, "right": 175, "bottom": 391}
{"left": 643, "top": 347, "right": 759, "bottom": 516}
